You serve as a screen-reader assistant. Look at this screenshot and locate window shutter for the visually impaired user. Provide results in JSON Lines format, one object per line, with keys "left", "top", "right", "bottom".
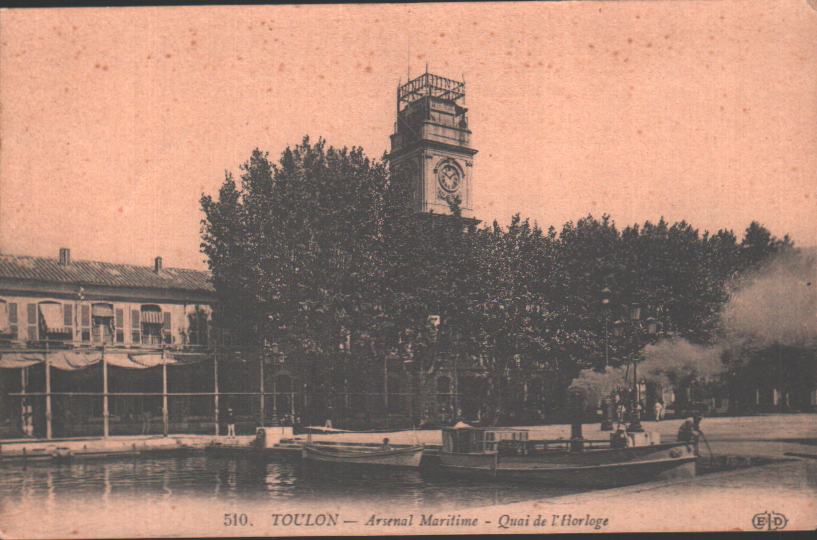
{"left": 115, "top": 308, "right": 125, "bottom": 343}
{"left": 27, "top": 303, "right": 37, "bottom": 340}
{"left": 8, "top": 303, "right": 18, "bottom": 338}
{"left": 64, "top": 304, "right": 74, "bottom": 327}
{"left": 199, "top": 312, "right": 208, "bottom": 346}
{"left": 131, "top": 309, "right": 141, "bottom": 344}
{"left": 162, "top": 311, "right": 172, "bottom": 344}
{"left": 81, "top": 305, "right": 91, "bottom": 327}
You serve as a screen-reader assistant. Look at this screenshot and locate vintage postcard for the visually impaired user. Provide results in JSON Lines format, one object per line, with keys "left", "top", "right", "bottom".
{"left": 0, "top": 1, "right": 816, "bottom": 538}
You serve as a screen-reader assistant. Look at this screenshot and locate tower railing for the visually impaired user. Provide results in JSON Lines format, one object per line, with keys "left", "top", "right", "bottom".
{"left": 398, "top": 73, "right": 465, "bottom": 110}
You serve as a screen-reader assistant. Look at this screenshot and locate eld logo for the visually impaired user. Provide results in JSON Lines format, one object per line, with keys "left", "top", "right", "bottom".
{"left": 752, "top": 511, "right": 788, "bottom": 531}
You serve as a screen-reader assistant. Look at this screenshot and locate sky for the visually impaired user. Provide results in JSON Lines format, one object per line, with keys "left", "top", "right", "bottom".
{"left": 1, "top": 1, "right": 815, "bottom": 270}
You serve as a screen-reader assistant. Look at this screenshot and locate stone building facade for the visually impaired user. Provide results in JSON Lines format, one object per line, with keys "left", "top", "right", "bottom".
{"left": 0, "top": 249, "right": 224, "bottom": 439}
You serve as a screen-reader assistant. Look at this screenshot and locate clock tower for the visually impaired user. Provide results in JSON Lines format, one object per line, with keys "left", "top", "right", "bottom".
{"left": 389, "top": 71, "right": 477, "bottom": 218}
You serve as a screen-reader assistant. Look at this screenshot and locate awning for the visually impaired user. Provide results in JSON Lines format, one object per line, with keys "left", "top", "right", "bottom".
{"left": 0, "top": 350, "right": 195, "bottom": 370}
{"left": 105, "top": 352, "right": 175, "bottom": 369}
{"left": 167, "top": 352, "right": 209, "bottom": 366}
{"left": 92, "top": 304, "right": 114, "bottom": 318}
{"left": 104, "top": 354, "right": 144, "bottom": 369}
{"left": 0, "top": 303, "right": 8, "bottom": 333}
{"left": 141, "top": 311, "right": 163, "bottom": 324}
{"left": 128, "top": 353, "right": 172, "bottom": 368}
{"left": 0, "top": 353, "right": 44, "bottom": 369}
{"left": 39, "top": 303, "right": 64, "bottom": 332}
{"left": 48, "top": 351, "right": 102, "bottom": 371}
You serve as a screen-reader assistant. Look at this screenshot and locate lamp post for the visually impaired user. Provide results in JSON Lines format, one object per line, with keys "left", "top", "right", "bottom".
{"left": 600, "top": 287, "right": 611, "bottom": 369}
{"left": 402, "top": 334, "right": 416, "bottom": 427}
{"left": 382, "top": 336, "right": 389, "bottom": 429}
{"left": 599, "top": 287, "right": 614, "bottom": 431}
{"left": 426, "top": 314, "right": 446, "bottom": 421}
{"left": 612, "top": 304, "right": 660, "bottom": 433}
{"left": 627, "top": 304, "right": 645, "bottom": 432}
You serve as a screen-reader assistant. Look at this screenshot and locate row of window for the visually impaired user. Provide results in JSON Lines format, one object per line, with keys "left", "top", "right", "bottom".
{"left": 0, "top": 300, "right": 208, "bottom": 347}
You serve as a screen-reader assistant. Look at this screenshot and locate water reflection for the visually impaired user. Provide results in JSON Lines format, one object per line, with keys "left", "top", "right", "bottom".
{"left": 0, "top": 455, "right": 580, "bottom": 511}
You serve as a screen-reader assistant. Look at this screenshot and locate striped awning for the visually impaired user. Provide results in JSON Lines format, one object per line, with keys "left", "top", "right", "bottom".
{"left": 39, "top": 303, "right": 65, "bottom": 332}
{"left": 92, "top": 303, "right": 114, "bottom": 317}
{"left": 141, "top": 311, "right": 163, "bottom": 324}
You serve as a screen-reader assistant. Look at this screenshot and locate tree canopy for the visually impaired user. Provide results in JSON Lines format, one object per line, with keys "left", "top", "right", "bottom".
{"left": 201, "top": 137, "right": 794, "bottom": 423}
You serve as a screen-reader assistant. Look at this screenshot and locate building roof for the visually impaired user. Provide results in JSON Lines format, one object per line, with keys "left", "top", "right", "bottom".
{"left": 0, "top": 253, "right": 213, "bottom": 293}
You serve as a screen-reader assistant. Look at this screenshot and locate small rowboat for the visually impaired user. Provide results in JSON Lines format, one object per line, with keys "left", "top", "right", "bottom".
{"left": 302, "top": 443, "right": 425, "bottom": 469}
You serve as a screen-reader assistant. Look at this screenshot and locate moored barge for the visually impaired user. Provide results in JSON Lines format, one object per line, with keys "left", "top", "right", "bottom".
{"left": 439, "top": 425, "right": 697, "bottom": 488}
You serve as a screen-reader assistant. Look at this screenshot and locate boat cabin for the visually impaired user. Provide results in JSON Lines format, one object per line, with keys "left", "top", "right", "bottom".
{"left": 442, "top": 424, "right": 648, "bottom": 456}
{"left": 442, "top": 426, "right": 529, "bottom": 454}
{"left": 442, "top": 425, "right": 589, "bottom": 456}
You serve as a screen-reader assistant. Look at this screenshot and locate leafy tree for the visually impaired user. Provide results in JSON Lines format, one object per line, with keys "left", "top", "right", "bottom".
{"left": 202, "top": 138, "right": 795, "bottom": 425}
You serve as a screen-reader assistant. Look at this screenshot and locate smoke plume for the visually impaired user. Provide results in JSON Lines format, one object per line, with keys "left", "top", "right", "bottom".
{"left": 569, "top": 366, "right": 627, "bottom": 406}
{"left": 569, "top": 249, "right": 816, "bottom": 398}
{"left": 640, "top": 338, "right": 724, "bottom": 385}
{"left": 722, "top": 250, "right": 817, "bottom": 350}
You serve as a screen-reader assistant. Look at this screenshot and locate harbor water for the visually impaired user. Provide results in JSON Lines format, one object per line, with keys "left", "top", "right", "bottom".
{"left": 2, "top": 415, "right": 815, "bottom": 537}
{"left": 0, "top": 453, "right": 580, "bottom": 512}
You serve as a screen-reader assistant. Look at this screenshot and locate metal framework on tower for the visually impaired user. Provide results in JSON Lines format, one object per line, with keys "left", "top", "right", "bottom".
{"left": 397, "top": 72, "right": 466, "bottom": 112}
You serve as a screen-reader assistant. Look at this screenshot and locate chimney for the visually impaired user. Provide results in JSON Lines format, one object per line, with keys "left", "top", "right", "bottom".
{"left": 154, "top": 256, "right": 163, "bottom": 273}
{"left": 59, "top": 248, "right": 71, "bottom": 266}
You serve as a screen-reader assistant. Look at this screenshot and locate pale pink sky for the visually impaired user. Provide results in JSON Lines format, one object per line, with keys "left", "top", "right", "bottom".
{"left": 1, "top": 2, "right": 816, "bottom": 270}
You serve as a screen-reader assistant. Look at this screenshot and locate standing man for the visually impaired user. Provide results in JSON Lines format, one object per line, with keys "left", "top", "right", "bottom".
{"left": 616, "top": 401, "right": 626, "bottom": 423}
{"left": 141, "top": 408, "right": 152, "bottom": 435}
{"left": 20, "top": 397, "right": 34, "bottom": 437}
{"left": 225, "top": 407, "right": 236, "bottom": 438}
{"left": 654, "top": 400, "right": 664, "bottom": 421}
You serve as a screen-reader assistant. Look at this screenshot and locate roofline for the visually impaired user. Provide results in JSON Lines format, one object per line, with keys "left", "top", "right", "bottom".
{"left": 0, "top": 251, "right": 215, "bottom": 303}
{"left": 0, "top": 278, "right": 215, "bottom": 304}
{"left": 0, "top": 251, "right": 210, "bottom": 274}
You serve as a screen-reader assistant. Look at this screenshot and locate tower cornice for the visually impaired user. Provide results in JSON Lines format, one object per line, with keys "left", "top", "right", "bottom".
{"left": 387, "top": 139, "right": 478, "bottom": 161}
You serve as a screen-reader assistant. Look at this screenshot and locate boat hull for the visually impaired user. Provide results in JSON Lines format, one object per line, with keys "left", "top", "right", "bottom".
{"left": 302, "top": 444, "right": 424, "bottom": 469}
{"left": 439, "top": 442, "right": 697, "bottom": 488}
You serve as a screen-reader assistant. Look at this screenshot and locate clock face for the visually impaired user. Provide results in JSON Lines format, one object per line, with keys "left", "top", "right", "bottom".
{"left": 437, "top": 163, "right": 462, "bottom": 193}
